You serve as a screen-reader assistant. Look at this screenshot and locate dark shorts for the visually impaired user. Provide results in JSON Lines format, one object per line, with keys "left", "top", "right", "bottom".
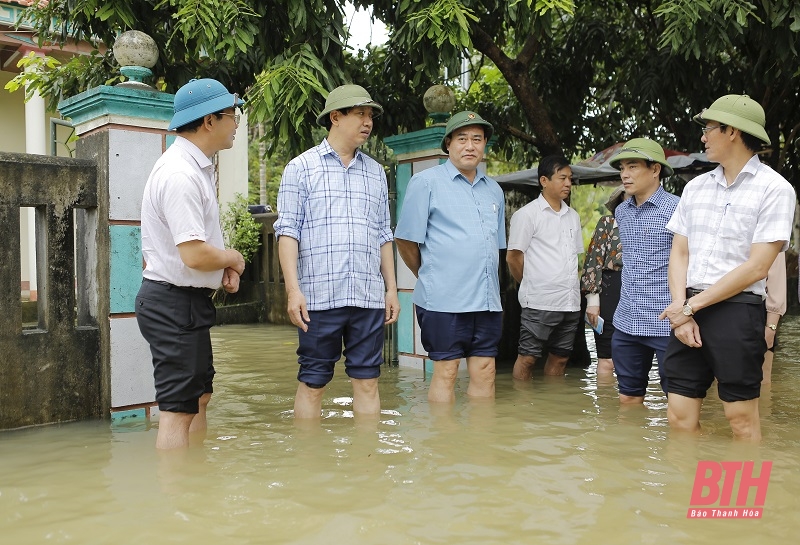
{"left": 663, "top": 297, "right": 765, "bottom": 402}
{"left": 135, "top": 279, "right": 216, "bottom": 414}
{"left": 297, "top": 307, "right": 385, "bottom": 386}
{"left": 612, "top": 330, "right": 669, "bottom": 397}
{"left": 518, "top": 308, "right": 581, "bottom": 358}
{"left": 415, "top": 308, "right": 503, "bottom": 361}
{"left": 594, "top": 269, "right": 621, "bottom": 359}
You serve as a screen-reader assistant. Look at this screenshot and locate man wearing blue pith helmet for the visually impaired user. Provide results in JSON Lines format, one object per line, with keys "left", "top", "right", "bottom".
{"left": 136, "top": 78, "right": 246, "bottom": 449}
{"left": 659, "top": 94, "right": 796, "bottom": 440}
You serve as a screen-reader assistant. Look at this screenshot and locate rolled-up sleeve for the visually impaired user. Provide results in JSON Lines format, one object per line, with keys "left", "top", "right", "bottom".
{"left": 274, "top": 161, "right": 304, "bottom": 240}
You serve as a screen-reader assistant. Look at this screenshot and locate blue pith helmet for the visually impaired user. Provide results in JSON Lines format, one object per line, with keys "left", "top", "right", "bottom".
{"left": 168, "top": 78, "right": 245, "bottom": 131}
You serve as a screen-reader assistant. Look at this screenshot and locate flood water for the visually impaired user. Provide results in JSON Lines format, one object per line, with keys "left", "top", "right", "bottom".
{"left": 2, "top": 317, "right": 800, "bottom": 544}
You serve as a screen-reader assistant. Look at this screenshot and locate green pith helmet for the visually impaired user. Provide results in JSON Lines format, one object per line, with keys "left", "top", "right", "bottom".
{"left": 440, "top": 111, "right": 494, "bottom": 153}
{"left": 692, "top": 94, "right": 770, "bottom": 144}
{"left": 609, "top": 138, "right": 674, "bottom": 177}
{"left": 316, "top": 84, "right": 383, "bottom": 126}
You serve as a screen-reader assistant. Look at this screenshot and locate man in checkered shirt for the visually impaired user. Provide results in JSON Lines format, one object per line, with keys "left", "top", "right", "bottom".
{"left": 659, "top": 94, "right": 796, "bottom": 441}
{"left": 275, "top": 85, "right": 400, "bottom": 420}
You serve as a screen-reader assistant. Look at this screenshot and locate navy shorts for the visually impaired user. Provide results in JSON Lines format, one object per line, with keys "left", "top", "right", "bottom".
{"left": 135, "top": 279, "right": 216, "bottom": 414}
{"left": 415, "top": 308, "right": 502, "bottom": 361}
{"left": 297, "top": 307, "right": 385, "bottom": 386}
{"left": 518, "top": 308, "right": 581, "bottom": 357}
{"left": 611, "top": 330, "right": 669, "bottom": 397}
{"left": 663, "top": 298, "right": 765, "bottom": 402}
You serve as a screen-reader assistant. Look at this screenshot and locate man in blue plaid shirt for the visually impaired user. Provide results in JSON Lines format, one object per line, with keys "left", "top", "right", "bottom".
{"left": 275, "top": 85, "right": 400, "bottom": 420}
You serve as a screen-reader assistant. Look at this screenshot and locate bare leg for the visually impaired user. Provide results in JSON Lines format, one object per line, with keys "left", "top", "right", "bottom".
{"left": 512, "top": 354, "right": 537, "bottom": 381}
{"left": 189, "top": 392, "right": 212, "bottom": 433}
{"left": 619, "top": 394, "right": 645, "bottom": 404}
{"left": 543, "top": 354, "right": 569, "bottom": 376}
{"left": 156, "top": 411, "right": 195, "bottom": 450}
{"left": 429, "top": 359, "right": 459, "bottom": 403}
{"left": 667, "top": 392, "right": 703, "bottom": 435}
{"left": 762, "top": 350, "right": 773, "bottom": 384}
{"left": 294, "top": 382, "right": 325, "bottom": 419}
{"left": 351, "top": 377, "right": 380, "bottom": 415}
{"left": 596, "top": 358, "right": 614, "bottom": 375}
{"left": 722, "top": 398, "right": 761, "bottom": 441}
{"left": 466, "top": 356, "right": 495, "bottom": 398}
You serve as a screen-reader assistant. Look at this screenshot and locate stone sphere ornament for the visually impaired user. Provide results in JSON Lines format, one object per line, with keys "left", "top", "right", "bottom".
{"left": 113, "top": 30, "right": 159, "bottom": 68}
{"left": 423, "top": 85, "right": 456, "bottom": 124}
{"left": 113, "top": 30, "right": 159, "bottom": 88}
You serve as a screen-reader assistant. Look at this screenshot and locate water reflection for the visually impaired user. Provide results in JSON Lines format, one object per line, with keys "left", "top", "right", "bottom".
{"left": 1, "top": 319, "right": 799, "bottom": 543}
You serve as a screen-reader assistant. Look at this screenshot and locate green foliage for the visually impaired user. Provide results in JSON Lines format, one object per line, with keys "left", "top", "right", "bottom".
{"left": 4, "top": 50, "right": 122, "bottom": 110}
{"left": 220, "top": 193, "right": 262, "bottom": 263}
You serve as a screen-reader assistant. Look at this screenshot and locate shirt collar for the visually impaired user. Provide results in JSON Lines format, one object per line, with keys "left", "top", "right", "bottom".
{"left": 444, "top": 159, "right": 487, "bottom": 185}
{"left": 173, "top": 136, "right": 213, "bottom": 170}
{"left": 708, "top": 154, "right": 761, "bottom": 188}
{"left": 535, "top": 193, "right": 568, "bottom": 215}
{"left": 319, "top": 138, "right": 363, "bottom": 165}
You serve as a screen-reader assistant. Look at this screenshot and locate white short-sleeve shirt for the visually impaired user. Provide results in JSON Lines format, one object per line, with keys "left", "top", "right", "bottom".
{"left": 507, "top": 195, "right": 583, "bottom": 311}
{"left": 141, "top": 136, "right": 225, "bottom": 289}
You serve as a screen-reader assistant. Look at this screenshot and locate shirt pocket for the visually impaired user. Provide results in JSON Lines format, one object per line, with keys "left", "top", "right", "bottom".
{"left": 719, "top": 204, "right": 756, "bottom": 240}
{"left": 479, "top": 201, "right": 499, "bottom": 236}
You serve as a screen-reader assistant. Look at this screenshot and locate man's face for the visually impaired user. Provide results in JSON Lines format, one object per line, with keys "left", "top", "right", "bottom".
{"left": 331, "top": 106, "right": 374, "bottom": 147}
{"left": 700, "top": 122, "right": 729, "bottom": 163}
{"left": 214, "top": 107, "right": 240, "bottom": 151}
{"left": 541, "top": 166, "right": 573, "bottom": 201}
{"left": 446, "top": 125, "right": 486, "bottom": 174}
{"left": 619, "top": 159, "right": 660, "bottom": 201}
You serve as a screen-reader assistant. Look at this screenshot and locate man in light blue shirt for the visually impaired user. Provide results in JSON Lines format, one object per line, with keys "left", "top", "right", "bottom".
{"left": 395, "top": 111, "right": 506, "bottom": 403}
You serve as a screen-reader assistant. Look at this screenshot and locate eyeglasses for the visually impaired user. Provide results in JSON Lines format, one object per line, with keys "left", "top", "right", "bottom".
{"left": 219, "top": 112, "right": 240, "bottom": 125}
{"left": 618, "top": 147, "right": 655, "bottom": 162}
{"left": 701, "top": 124, "right": 724, "bottom": 134}
{"left": 218, "top": 92, "right": 241, "bottom": 124}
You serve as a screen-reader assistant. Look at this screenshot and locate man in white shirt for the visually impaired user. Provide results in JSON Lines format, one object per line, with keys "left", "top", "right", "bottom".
{"left": 136, "top": 79, "right": 246, "bottom": 449}
{"left": 507, "top": 155, "right": 584, "bottom": 379}
{"left": 660, "top": 94, "right": 796, "bottom": 441}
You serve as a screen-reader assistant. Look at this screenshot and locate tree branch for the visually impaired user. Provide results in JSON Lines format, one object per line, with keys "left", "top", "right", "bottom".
{"left": 502, "top": 124, "right": 541, "bottom": 148}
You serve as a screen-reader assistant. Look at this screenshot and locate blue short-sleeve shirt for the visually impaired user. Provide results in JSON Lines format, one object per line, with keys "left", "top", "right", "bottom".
{"left": 395, "top": 160, "right": 506, "bottom": 313}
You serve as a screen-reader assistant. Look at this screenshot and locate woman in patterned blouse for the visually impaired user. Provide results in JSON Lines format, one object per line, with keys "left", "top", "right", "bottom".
{"left": 580, "top": 186, "right": 625, "bottom": 375}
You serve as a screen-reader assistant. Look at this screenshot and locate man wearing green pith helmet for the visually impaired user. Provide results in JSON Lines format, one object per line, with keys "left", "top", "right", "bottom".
{"left": 659, "top": 94, "right": 796, "bottom": 440}
{"left": 275, "top": 84, "right": 399, "bottom": 420}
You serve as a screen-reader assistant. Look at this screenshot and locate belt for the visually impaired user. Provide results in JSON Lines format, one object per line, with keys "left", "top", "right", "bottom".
{"left": 686, "top": 288, "right": 763, "bottom": 305}
{"left": 144, "top": 278, "right": 215, "bottom": 297}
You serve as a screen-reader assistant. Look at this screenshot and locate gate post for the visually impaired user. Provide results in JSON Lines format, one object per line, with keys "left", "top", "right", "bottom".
{"left": 57, "top": 35, "right": 172, "bottom": 423}
{"left": 384, "top": 86, "right": 465, "bottom": 375}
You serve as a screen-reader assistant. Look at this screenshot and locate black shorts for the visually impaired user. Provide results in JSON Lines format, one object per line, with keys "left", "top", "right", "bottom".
{"left": 135, "top": 279, "right": 216, "bottom": 414}
{"left": 595, "top": 269, "right": 621, "bottom": 359}
{"left": 663, "top": 297, "right": 765, "bottom": 402}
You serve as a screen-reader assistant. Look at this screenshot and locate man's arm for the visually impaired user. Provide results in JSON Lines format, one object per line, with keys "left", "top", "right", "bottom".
{"left": 395, "top": 238, "right": 421, "bottom": 278}
{"left": 277, "top": 235, "right": 310, "bottom": 331}
{"left": 685, "top": 241, "right": 783, "bottom": 312}
{"left": 177, "top": 240, "right": 245, "bottom": 274}
{"left": 506, "top": 249, "right": 524, "bottom": 284}
{"left": 658, "top": 234, "right": 702, "bottom": 347}
{"left": 380, "top": 242, "right": 400, "bottom": 324}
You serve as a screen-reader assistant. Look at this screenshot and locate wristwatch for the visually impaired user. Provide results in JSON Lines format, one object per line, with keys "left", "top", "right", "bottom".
{"left": 682, "top": 300, "right": 694, "bottom": 317}
{"left": 767, "top": 323, "right": 778, "bottom": 331}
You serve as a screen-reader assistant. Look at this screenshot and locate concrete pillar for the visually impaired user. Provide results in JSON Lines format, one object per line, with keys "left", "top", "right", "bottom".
{"left": 22, "top": 50, "right": 47, "bottom": 302}
{"left": 58, "top": 84, "right": 174, "bottom": 424}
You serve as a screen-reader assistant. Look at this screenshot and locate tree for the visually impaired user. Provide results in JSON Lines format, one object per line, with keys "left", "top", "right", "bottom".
{"left": 8, "top": 0, "right": 800, "bottom": 187}
{"left": 9, "top": 0, "right": 349, "bottom": 154}
{"left": 361, "top": 0, "right": 800, "bottom": 183}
